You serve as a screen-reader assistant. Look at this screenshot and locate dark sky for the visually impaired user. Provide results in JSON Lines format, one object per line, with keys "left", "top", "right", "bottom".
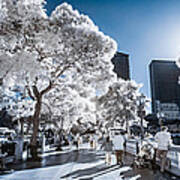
{"left": 45, "top": 0, "right": 180, "bottom": 98}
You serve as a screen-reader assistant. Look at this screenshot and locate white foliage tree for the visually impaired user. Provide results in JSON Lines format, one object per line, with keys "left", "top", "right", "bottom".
{"left": 46, "top": 85, "right": 96, "bottom": 133}
{"left": 0, "top": 76, "right": 34, "bottom": 118}
{"left": 0, "top": 0, "right": 117, "bottom": 157}
{"left": 97, "top": 79, "right": 141, "bottom": 134}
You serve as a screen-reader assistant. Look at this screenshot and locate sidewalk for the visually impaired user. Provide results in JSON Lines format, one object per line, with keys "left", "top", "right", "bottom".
{"left": 126, "top": 139, "right": 180, "bottom": 178}
{"left": 123, "top": 152, "right": 179, "bottom": 180}
{"left": 1, "top": 144, "right": 177, "bottom": 180}
{"left": 1, "top": 147, "right": 136, "bottom": 180}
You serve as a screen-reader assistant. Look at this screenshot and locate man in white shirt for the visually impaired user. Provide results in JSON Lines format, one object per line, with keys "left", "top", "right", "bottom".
{"left": 154, "top": 126, "right": 172, "bottom": 172}
{"left": 112, "top": 131, "right": 125, "bottom": 165}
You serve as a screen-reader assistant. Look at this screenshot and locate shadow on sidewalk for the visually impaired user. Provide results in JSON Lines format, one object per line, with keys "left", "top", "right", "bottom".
{"left": 6, "top": 149, "right": 103, "bottom": 171}
{"left": 60, "top": 164, "right": 121, "bottom": 179}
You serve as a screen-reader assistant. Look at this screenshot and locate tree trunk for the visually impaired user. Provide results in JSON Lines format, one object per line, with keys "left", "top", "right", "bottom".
{"left": 30, "top": 98, "right": 42, "bottom": 160}
{"left": 28, "top": 81, "right": 52, "bottom": 160}
{"left": 20, "top": 117, "right": 24, "bottom": 138}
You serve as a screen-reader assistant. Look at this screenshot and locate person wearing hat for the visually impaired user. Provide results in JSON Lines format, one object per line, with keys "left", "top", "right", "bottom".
{"left": 154, "top": 126, "right": 172, "bottom": 172}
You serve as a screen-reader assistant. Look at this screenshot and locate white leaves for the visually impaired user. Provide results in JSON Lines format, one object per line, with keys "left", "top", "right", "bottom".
{"left": 0, "top": 82, "right": 35, "bottom": 118}
{"left": 0, "top": 0, "right": 47, "bottom": 24}
{"left": 0, "top": 1, "right": 117, "bottom": 87}
{"left": 50, "top": 2, "right": 117, "bottom": 70}
{"left": 51, "top": 3, "right": 95, "bottom": 29}
{"left": 97, "top": 79, "right": 142, "bottom": 127}
{"left": 0, "top": 1, "right": 119, "bottom": 132}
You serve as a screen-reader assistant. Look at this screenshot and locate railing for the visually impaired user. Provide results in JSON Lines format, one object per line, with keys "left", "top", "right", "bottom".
{"left": 169, "top": 145, "right": 180, "bottom": 168}
{"left": 126, "top": 139, "right": 180, "bottom": 169}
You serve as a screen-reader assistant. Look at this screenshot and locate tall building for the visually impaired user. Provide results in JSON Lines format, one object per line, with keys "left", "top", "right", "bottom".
{"left": 111, "top": 52, "right": 130, "bottom": 80}
{"left": 149, "top": 60, "right": 180, "bottom": 120}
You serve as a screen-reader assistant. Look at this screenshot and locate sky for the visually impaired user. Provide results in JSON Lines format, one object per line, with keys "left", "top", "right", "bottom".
{"left": 45, "top": 0, "right": 180, "bottom": 99}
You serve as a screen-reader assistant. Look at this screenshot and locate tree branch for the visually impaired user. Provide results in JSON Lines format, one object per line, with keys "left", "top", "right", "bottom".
{"left": 25, "top": 86, "right": 35, "bottom": 101}
{"left": 40, "top": 80, "right": 52, "bottom": 96}
{"left": 32, "top": 85, "right": 40, "bottom": 99}
{"left": 55, "top": 63, "right": 74, "bottom": 78}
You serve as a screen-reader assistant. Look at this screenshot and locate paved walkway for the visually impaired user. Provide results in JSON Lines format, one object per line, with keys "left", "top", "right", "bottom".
{"left": 122, "top": 152, "right": 179, "bottom": 180}
{"left": 126, "top": 139, "right": 180, "bottom": 178}
{"left": 0, "top": 146, "right": 179, "bottom": 180}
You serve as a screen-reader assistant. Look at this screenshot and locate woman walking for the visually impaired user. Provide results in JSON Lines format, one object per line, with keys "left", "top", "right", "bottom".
{"left": 101, "top": 136, "right": 113, "bottom": 165}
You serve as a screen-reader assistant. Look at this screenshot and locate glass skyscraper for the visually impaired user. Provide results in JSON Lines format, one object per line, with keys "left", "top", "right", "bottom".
{"left": 149, "top": 60, "right": 180, "bottom": 120}
{"left": 111, "top": 52, "right": 130, "bottom": 80}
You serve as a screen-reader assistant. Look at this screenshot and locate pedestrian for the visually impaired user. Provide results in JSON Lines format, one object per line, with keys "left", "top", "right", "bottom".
{"left": 74, "top": 134, "right": 80, "bottom": 149}
{"left": 89, "top": 135, "right": 94, "bottom": 149}
{"left": 93, "top": 134, "right": 98, "bottom": 150}
{"left": 100, "top": 136, "right": 113, "bottom": 165}
{"left": 56, "top": 130, "right": 64, "bottom": 151}
{"left": 154, "top": 126, "right": 172, "bottom": 172}
{"left": 68, "top": 132, "right": 73, "bottom": 149}
{"left": 78, "top": 135, "right": 82, "bottom": 148}
{"left": 112, "top": 131, "right": 125, "bottom": 166}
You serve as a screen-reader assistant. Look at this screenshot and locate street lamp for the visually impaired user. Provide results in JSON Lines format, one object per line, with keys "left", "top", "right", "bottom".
{"left": 137, "top": 93, "right": 149, "bottom": 139}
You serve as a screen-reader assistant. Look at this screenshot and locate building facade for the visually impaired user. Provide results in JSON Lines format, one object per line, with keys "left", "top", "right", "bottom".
{"left": 149, "top": 60, "right": 180, "bottom": 120}
{"left": 111, "top": 52, "right": 130, "bottom": 80}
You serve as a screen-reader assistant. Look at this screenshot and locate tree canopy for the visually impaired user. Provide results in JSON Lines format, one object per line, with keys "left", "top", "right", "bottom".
{"left": 0, "top": 1, "right": 117, "bottom": 157}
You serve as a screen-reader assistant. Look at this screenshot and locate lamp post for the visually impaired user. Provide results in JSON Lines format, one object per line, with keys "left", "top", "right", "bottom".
{"left": 137, "top": 93, "right": 149, "bottom": 139}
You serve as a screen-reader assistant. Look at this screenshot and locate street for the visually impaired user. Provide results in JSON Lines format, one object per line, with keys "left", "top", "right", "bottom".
{"left": 0, "top": 145, "right": 178, "bottom": 180}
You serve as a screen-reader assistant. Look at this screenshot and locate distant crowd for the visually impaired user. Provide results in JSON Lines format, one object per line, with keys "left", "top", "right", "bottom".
{"left": 64, "top": 126, "right": 172, "bottom": 173}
